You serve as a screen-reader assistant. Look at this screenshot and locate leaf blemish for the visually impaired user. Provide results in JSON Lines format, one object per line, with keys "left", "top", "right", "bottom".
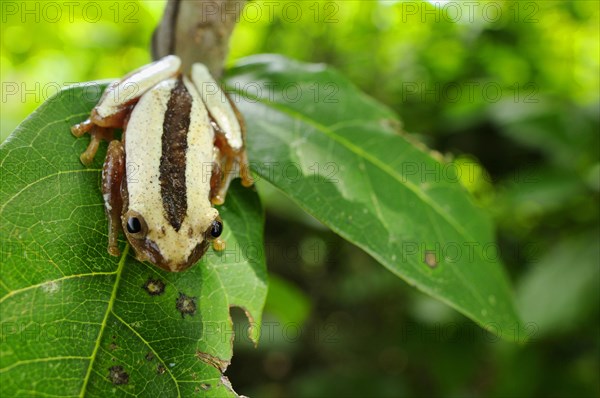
{"left": 200, "top": 383, "right": 211, "bottom": 391}
{"left": 41, "top": 280, "right": 60, "bottom": 294}
{"left": 145, "top": 352, "right": 154, "bottom": 361}
{"left": 176, "top": 293, "right": 197, "bottom": 317}
{"left": 157, "top": 364, "right": 166, "bottom": 375}
{"left": 424, "top": 250, "right": 438, "bottom": 268}
{"left": 195, "top": 350, "right": 229, "bottom": 373}
{"left": 108, "top": 365, "right": 129, "bottom": 385}
{"left": 143, "top": 278, "right": 166, "bottom": 296}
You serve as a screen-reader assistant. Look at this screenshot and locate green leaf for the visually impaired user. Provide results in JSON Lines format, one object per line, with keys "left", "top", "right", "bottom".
{"left": 498, "top": 168, "right": 587, "bottom": 214}
{"left": 0, "top": 84, "right": 267, "bottom": 396}
{"left": 517, "top": 231, "right": 600, "bottom": 337}
{"left": 263, "top": 274, "right": 311, "bottom": 326}
{"left": 226, "top": 55, "right": 521, "bottom": 340}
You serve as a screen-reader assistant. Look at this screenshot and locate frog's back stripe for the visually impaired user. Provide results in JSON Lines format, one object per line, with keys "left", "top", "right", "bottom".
{"left": 124, "top": 75, "right": 217, "bottom": 267}
{"left": 96, "top": 55, "right": 181, "bottom": 119}
{"left": 160, "top": 77, "right": 191, "bottom": 231}
{"left": 191, "top": 63, "right": 243, "bottom": 150}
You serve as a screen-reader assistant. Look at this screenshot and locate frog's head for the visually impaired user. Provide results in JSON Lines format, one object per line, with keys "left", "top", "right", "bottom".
{"left": 122, "top": 206, "right": 222, "bottom": 272}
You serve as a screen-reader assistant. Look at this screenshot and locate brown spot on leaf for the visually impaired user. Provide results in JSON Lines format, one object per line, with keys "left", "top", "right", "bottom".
{"left": 176, "top": 293, "right": 197, "bottom": 317}
{"left": 145, "top": 352, "right": 154, "bottom": 361}
{"left": 108, "top": 365, "right": 129, "bottom": 385}
{"left": 157, "top": 364, "right": 166, "bottom": 375}
{"left": 195, "top": 350, "right": 229, "bottom": 373}
{"left": 424, "top": 251, "right": 438, "bottom": 268}
{"left": 109, "top": 342, "right": 118, "bottom": 351}
{"left": 200, "top": 383, "right": 211, "bottom": 391}
{"left": 143, "top": 278, "right": 166, "bottom": 296}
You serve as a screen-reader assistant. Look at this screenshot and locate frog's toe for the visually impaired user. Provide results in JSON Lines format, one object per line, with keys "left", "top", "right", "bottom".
{"left": 79, "top": 136, "right": 100, "bottom": 166}
{"left": 108, "top": 245, "right": 121, "bottom": 257}
{"left": 212, "top": 238, "right": 226, "bottom": 251}
{"left": 71, "top": 119, "right": 93, "bottom": 137}
{"left": 211, "top": 194, "right": 225, "bottom": 206}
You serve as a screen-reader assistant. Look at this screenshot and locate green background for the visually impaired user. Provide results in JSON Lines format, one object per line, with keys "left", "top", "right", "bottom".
{"left": 2, "top": 1, "right": 599, "bottom": 397}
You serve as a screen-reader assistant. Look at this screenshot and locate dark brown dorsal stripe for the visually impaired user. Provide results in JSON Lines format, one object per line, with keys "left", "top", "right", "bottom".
{"left": 160, "top": 77, "right": 191, "bottom": 231}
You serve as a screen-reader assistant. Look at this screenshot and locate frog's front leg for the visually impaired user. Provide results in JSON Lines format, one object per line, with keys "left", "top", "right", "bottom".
{"left": 72, "top": 125, "right": 116, "bottom": 166}
{"left": 102, "top": 140, "right": 126, "bottom": 256}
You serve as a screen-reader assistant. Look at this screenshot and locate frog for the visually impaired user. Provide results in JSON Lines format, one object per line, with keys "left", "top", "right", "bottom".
{"left": 71, "top": 55, "right": 253, "bottom": 272}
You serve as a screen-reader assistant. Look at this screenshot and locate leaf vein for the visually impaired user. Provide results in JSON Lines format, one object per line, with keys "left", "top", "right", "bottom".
{"left": 78, "top": 245, "right": 129, "bottom": 397}
{"left": 111, "top": 311, "right": 182, "bottom": 397}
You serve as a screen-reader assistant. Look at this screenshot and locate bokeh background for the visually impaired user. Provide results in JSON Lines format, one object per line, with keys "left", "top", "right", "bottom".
{"left": 2, "top": 1, "right": 599, "bottom": 397}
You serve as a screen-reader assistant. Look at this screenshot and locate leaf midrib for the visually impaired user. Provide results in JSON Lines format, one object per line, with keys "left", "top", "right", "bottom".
{"left": 79, "top": 244, "right": 129, "bottom": 397}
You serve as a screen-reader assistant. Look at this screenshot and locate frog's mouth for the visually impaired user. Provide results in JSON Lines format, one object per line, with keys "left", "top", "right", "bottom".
{"left": 131, "top": 238, "right": 210, "bottom": 272}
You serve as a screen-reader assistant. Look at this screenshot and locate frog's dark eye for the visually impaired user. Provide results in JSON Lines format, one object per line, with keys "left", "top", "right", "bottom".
{"left": 210, "top": 220, "right": 223, "bottom": 238}
{"left": 124, "top": 211, "right": 148, "bottom": 238}
{"left": 127, "top": 217, "right": 142, "bottom": 234}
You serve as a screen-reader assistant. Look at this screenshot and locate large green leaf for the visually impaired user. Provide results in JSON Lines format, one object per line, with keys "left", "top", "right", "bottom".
{"left": 517, "top": 230, "right": 600, "bottom": 336}
{"left": 0, "top": 84, "right": 267, "bottom": 396}
{"left": 226, "top": 55, "right": 522, "bottom": 340}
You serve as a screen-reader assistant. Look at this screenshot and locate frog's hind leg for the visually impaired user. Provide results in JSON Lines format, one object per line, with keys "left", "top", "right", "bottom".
{"left": 210, "top": 128, "right": 253, "bottom": 205}
{"left": 71, "top": 55, "right": 182, "bottom": 165}
{"left": 226, "top": 93, "right": 254, "bottom": 189}
{"left": 209, "top": 142, "right": 233, "bottom": 206}
{"left": 191, "top": 63, "right": 254, "bottom": 205}
{"left": 102, "top": 140, "right": 126, "bottom": 257}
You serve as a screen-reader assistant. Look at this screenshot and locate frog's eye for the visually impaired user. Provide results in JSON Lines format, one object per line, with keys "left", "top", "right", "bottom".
{"left": 127, "top": 217, "right": 142, "bottom": 233}
{"left": 210, "top": 220, "right": 223, "bottom": 238}
{"left": 125, "top": 212, "right": 148, "bottom": 238}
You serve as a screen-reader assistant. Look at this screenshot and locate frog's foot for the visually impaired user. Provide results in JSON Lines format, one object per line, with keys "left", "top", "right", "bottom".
{"left": 72, "top": 122, "right": 114, "bottom": 166}
{"left": 212, "top": 237, "right": 226, "bottom": 251}
{"left": 71, "top": 119, "right": 94, "bottom": 137}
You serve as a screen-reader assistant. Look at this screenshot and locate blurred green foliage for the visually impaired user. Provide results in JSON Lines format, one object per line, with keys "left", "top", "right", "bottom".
{"left": 1, "top": 0, "right": 599, "bottom": 397}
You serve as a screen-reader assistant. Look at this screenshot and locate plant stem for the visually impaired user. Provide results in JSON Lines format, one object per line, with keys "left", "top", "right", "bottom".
{"left": 152, "top": 0, "right": 246, "bottom": 78}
